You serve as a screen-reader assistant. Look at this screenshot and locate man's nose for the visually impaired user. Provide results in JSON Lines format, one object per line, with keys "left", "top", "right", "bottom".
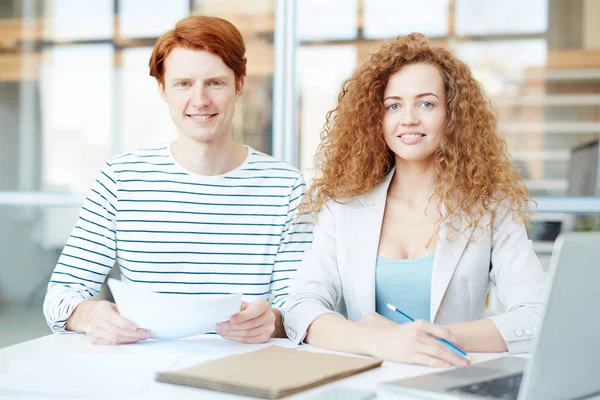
{"left": 191, "top": 85, "right": 210, "bottom": 107}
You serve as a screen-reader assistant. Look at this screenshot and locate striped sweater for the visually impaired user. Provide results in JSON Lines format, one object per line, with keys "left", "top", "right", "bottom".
{"left": 43, "top": 145, "right": 313, "bottom": 333}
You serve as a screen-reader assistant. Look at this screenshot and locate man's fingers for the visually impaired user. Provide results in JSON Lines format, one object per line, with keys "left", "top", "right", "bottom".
{"left": 217, "top": 319, "right": 260, "bottom": 334}
{"left": 230, "top": 301, "right": 269, "bottom": 324}
{"left": 219, "top": 325, "right": 266, "bottom": 339}
{"left": 221, "top": 335, "right": 270, "bottom": 344}
{"left": 94, "top": 315, "right": 150, "bottom": 342}
{"left": 90, "top": 326, "right": 146, "bottom": 345}
{"left": 219, "top": 313, "right": 272, "bottom": 335}
{"left": 98, "top": 302, "right": 139, "bottom": 332}
{"left": 217, "top": 318, "right": 271, "bottom": 336}
{"left": 90, "top": 336, "right": 139, "bottom": 345}
{"left": 218, "top": 310, "right": 273, "bottom": 333}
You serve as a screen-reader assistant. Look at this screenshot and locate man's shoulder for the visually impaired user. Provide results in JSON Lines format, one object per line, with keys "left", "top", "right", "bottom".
{"left": 106, "top": 146, "right": 170, "bottom": 166}
{"left": 246, "top": 148, "right": 304, "bottom": 181}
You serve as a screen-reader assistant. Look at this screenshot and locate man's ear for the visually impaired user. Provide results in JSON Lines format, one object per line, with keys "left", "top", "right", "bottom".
{"left": 158, "top": 82, "right": 167, "bottom": 102}
{"left": 236, "top": 76, "right": 245, "bottom": 96}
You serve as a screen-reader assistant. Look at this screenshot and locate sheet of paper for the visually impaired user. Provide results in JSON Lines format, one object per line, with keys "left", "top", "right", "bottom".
{"left": 129, "top": 336, "right": 300, "bottom": 371}
{"left": 108, "top": 278, "right": 241, "bottom": 340}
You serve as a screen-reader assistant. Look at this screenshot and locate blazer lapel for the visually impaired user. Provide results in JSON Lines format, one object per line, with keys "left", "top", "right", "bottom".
{"left": 430, "top": 215, "right": 472, "bottom": 322}
{"left": 347, "top": 170, "right": 395, "bottom": 316}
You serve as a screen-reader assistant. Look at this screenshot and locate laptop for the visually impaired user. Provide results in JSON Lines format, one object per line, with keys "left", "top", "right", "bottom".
{"left": 382, "top": 231, "right": 600, "bottom": 400}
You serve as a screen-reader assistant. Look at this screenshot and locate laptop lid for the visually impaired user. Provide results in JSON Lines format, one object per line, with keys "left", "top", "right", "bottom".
{"left": 519, "top": 232, "right": 600, "bottom": 400}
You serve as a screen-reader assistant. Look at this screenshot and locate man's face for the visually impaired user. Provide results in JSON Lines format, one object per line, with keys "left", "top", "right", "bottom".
{"left": 159, "top": 47, "right": 243, "bottom": 144}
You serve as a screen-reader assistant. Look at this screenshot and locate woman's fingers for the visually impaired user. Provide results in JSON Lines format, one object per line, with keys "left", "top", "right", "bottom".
{"left": 408, "top": 353, "right": 453, "bottom": 368}
{"left": 413, "top": 320, "right": 459, "bottom": 344}
{"left": 419, "top": 335, "right": 469, "bottom": 366}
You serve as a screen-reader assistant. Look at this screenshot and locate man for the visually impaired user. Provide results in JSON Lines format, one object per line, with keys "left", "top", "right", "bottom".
{"left": 43, "top": 15, "right": 312, "bottom": 345}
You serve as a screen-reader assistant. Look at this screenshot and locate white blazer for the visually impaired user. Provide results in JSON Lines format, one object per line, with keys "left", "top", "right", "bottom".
{"left": 282, "top": 170, "right": 547, "bottom": 353}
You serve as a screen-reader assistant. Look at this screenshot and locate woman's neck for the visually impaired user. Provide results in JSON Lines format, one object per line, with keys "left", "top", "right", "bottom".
{"left": 388, "top": 157, "right": 437, "bottom": 203}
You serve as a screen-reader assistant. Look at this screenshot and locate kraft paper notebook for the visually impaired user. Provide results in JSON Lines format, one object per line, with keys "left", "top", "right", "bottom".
{"left": 155, "top": 345, "right": 383, "bottom": 399}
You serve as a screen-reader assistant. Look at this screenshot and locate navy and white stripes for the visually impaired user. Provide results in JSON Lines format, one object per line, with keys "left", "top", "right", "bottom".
{"left": 43, "top": 146, "right": 313, "bottom": 333}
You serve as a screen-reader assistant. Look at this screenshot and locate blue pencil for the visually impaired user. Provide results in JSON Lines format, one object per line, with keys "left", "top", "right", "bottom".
{"left": 386, "top": 303, "right": 468, "bottom": 358}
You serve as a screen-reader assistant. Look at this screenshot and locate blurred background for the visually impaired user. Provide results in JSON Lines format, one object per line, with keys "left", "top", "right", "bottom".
{"left": 1, "top": 0, "right": 599, "bottom": 347}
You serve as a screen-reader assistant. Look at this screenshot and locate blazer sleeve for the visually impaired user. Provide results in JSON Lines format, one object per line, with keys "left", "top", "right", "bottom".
{"left": 486, "top": 206, "right": 547, "bottom": 354}
{"left": 281, "top": 202, "right": 343, "bottom": 345}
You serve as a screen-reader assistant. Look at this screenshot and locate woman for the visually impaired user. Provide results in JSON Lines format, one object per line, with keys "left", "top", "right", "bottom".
{"left": 282, "top": 34, "right": 546, "bottom": 368}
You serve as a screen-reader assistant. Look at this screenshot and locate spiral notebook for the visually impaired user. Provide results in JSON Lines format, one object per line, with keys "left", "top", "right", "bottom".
{"left": 155, "top": 345, "right": 383, "bottom": 399}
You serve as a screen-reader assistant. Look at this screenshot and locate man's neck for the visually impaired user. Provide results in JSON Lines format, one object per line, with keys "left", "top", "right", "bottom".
{"left": 171, "top": 135, "right": 248, "bottom": 176}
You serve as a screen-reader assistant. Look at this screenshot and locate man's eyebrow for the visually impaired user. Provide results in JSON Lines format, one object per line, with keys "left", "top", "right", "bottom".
{"left": 168, "top": 75, "right": 230, "bottom": 82}
{"left": 169, "top": 75, "right": 228, "bottom": 82}
{"left": 203, "top": 75, "right": 229, "bottom": 81}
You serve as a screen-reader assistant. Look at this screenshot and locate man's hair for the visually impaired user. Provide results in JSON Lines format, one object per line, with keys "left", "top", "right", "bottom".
{"left": 149, "top": 15, "right": 247, "bottom": 90}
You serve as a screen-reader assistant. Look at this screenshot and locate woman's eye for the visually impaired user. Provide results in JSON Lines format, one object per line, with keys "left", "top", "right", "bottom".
{"left": 387, "top": 103, "right": 400, "bottom": 111}
{"left": 420, "top": 101, "right": 434, "bottom": 108}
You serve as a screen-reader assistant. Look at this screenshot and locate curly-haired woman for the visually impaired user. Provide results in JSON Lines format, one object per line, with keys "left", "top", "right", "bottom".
{"left": 282, "top": 34, "right": 546, "bottom": 367}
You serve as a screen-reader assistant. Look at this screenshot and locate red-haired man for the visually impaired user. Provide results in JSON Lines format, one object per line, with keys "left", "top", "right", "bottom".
{"left": 43, "top": 16, "right": 311, "bottom": 345}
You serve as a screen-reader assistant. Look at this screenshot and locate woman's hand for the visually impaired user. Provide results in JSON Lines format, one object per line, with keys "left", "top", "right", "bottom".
{"left": 368, "top": 318, "right": 470, "bottom": 368}
{"left": 358, "top": 311, "right": 399, "bottom": 330}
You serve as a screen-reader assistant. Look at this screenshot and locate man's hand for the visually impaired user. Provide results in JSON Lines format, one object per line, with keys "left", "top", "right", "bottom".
{"left": 67, "top": 300, "right": 150, "bottom": 345}
{"left": 215, "top": 300, "right": 277, "bottom": 344}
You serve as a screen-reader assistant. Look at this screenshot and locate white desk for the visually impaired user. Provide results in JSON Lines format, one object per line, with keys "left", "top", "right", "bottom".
{"left": 0, "top": 334, "right": 579, "bottom": 399}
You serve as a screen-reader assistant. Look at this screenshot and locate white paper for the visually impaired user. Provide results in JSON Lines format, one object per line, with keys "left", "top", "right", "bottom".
{"left": 107, "top": 278, "right": 241, "bottom": 340}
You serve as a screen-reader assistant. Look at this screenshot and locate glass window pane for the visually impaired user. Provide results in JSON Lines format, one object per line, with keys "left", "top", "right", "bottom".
{"left": 297, "top": 0, "right": 358, "bottom": 41}
{"left": 193, "top": 0, "right": 273, "bottom": 16}
{"left": 120, "top": 47, "right": 176, "bottom": 151}
{"left": 454, "top": 39, "right": 547, "bottom": 95}
{"left": 0, "top": 204, "right": 79, "bottom": 346}
{"left": 298, "top": 45, "right": 357, "bottom": 177}
{"left": 0, "top": 80, "right": 28, "bottom": 191}
{"left": 454, "top": 39, "right": 600, "bottom": 198}
{"left": 50, "top": 0, "right": 113, "bottom": 40}
{"left": 456, "top": 0, "right": 548, "bottom": 36}
{"left": 40, "top": 45, "right": 114, "bottom": 194}
{"left": 119, "top": 0, "right": 189, "bottom": 39}
{"left": 363, "top": 0, "right": 449, "bottom": 39}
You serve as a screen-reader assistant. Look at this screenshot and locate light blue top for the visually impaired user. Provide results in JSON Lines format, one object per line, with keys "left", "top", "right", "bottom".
{"left": 375, "top": 252, "right": 435, "bottom": 323}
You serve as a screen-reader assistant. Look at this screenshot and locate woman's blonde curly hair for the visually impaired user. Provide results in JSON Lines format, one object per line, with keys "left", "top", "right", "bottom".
{"left": 302, "top": 33, "right": 532, "bottom": 233}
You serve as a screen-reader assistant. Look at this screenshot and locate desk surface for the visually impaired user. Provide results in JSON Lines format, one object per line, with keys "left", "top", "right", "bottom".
{"left": 0, "top": 334, "right": 593, "bottom": 400}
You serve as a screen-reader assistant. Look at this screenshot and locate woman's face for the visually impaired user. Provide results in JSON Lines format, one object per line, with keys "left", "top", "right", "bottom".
{"left": 382, "top": 63, "right": 447, "bottom": 163}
